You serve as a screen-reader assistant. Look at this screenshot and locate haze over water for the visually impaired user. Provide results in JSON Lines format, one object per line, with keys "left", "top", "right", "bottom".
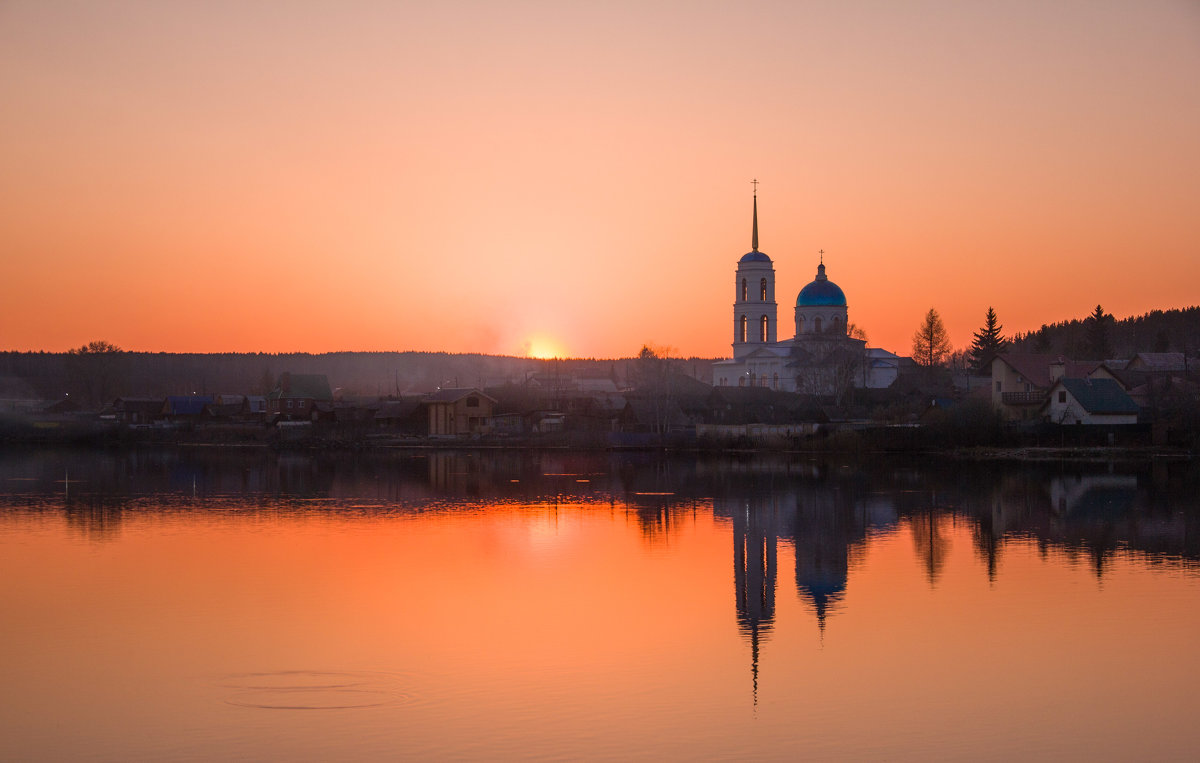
{"left": 2, "top": 448, "right": 1199, "bottom": 760}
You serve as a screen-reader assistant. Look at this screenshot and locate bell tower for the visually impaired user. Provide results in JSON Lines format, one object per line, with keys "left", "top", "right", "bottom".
{"left": 733, "top": 188, "right": 777, "bottom": 359}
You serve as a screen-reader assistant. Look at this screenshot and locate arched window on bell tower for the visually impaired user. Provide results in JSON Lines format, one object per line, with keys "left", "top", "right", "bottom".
{"left": 740, "top": 315, "right": 747, "bottom": 342}
{"left": 759, "top": 278, "right": 767, "bottom": 301}
{"left": 760, "top": 315, "right": 768, "bottom": 342}
{"left": 741, "top": 279, "right": 747, "bottom": 301}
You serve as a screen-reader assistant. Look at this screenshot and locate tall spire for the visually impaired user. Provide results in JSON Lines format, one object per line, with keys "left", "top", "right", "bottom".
{"left": 751, "top": 186, "right": 759, "bottom": 253}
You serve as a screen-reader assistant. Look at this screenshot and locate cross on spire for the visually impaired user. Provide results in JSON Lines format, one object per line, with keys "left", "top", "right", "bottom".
{"left": 751, "top": 178, "right": 758, "bottom": 193}
{"left": 819, "top": 249, "right": 824, "bottom": 264}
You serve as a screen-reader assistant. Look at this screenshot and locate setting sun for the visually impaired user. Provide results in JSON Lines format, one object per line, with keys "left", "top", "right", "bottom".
{"left": 526, "top": 338, "right": 565, "bottom": 360}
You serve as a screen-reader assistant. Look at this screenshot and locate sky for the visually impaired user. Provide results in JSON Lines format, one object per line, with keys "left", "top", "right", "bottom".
{"left": 2, "top": 0, "right": 1198, "bottom": 359}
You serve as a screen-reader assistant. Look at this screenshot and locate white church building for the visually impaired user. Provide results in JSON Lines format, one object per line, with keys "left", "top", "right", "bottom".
{"left": 712, "top": 195, "right": 899, "bottom": 393}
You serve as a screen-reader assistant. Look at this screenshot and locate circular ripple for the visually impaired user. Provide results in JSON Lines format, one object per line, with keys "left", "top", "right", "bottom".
{"left": 220, "top": 670, "right": 413, "bottom": 710}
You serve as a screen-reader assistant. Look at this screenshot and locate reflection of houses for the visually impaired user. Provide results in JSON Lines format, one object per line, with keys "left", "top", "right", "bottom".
{"left": 426, "top": 388, "right": 495, "bottom": 436}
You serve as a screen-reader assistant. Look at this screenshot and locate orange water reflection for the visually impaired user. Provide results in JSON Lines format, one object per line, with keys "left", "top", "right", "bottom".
{"left": 1, "top": 451, "right": 1199, "bottom": 759}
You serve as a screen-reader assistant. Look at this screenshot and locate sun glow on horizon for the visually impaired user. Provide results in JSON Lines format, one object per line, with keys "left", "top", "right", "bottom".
{"left": 525, "top": 337, "right": 566, "bottom": 360}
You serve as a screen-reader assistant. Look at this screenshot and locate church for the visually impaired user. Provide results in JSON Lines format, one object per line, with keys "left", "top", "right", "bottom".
{"left": 712, "top": 194, "right": 898, "bottom": 394}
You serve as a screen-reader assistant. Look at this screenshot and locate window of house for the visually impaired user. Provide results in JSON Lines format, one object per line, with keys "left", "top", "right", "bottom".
{"left": 741, "top": 279, "right": 747, "bottom": 301}
{"left": 740, "top": 315, "right": 747, "bottom": 342}
{"left": 298, "top": 400, "right": 305, "bottom": 408}
{"left": 759, "top": 278, "right": 767, "bottom": 300}
{"left": 1058, "top": 391, "right": 1066, "bottom": 403}
{"left": 995, "top": 381, "right": 1002, "bottom": 392}
{"left": 466, "top": 396, "right": 479, "bottom": 408}
{"left": 760, "top": 315, "right": 769, "bottom": 342}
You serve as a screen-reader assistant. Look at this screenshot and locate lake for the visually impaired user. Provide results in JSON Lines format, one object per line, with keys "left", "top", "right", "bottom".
{"left": 2, "top": 447, "right": 1198, "bottom": 761}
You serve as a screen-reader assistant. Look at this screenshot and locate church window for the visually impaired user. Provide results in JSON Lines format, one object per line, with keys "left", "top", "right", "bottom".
{"left": 740, "top": 315, "right": 747, "bottom": 342}
{"left": 741, "top": 279, "right": 747, "bottom": 301}
{"left": 738, "top": 375, "right": 745, "bottom": 387}
{"left": 814, "top": 317, "right": 823, "bottom": 333}
{"left": 833, "top": 317, "right": 842, "bottom": 334}
{"left": 772, "top": 373, "right": 779, "bottom": 389}
{"left": 760, "top": 315, "right": 769, "bottom": 342}
{"left": 797, "top": 316, "right": 805, "bottom": 334}
{"left": 759, "top": 278, "right": 767, "bottom": 300}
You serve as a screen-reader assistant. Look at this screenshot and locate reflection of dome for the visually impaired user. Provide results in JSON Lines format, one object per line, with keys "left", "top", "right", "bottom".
{"left": 740, "top": 250, "right": 771, "bottom": 264}
{"left": 796, "top": 263, "right": 846, "bottom": 307}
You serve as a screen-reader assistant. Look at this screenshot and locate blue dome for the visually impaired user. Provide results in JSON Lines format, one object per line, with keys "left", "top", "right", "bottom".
{"left": 739, "top": 250, "right": 771, "bottom": 264}
{"left": 796, "top": 263, "right": 847, "bottom": 307}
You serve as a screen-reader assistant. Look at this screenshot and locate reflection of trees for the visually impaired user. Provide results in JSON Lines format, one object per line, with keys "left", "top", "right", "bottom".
{"left": 910, "top": 512, "right": 951, "bottom": 585}
{"left": 64, "top": 495, "right": 126, "bottom": 541}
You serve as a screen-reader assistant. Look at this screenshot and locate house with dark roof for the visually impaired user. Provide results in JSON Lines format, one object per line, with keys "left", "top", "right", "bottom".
{"left": 267, "top": 373, "right": 333, "bottom": 421}
{"left": 991, "top": 354, "right": 1101, "bottom": 421}
{"left": 1041, "top": 377, "right": 1139, "bottom": 426}
{"left": 426, "top": 388, "right": 496, "bottom": 436}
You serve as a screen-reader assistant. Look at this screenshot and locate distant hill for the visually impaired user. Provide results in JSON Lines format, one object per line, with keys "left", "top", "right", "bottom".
{"left": 1011, "top": 306, "right": 1200, "bottom": 359}
{"left": 0, "top": 350, "right": 719, "bottom": 409}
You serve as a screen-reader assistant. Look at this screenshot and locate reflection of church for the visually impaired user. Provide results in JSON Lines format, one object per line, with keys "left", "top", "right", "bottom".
{"left": 719, "top": 476, "right": 893, "bottom": 704}
{"left": 712, "top": 193, "right": 899, "bottom": 392}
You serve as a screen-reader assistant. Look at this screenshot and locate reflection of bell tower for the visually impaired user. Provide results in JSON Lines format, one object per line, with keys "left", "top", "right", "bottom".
{"left": 731, "top": 497, "right": 778, "bottom": 706}
{"left": 732, "top": 189, "right": 777, "bottom": 359}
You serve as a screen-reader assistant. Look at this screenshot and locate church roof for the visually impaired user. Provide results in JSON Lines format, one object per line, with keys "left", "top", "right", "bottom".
{"left": 739, "top": 250, "right": 772, "bottom": 263}
{"left": 796, "top": 262, "right": 846, "bottom": 307}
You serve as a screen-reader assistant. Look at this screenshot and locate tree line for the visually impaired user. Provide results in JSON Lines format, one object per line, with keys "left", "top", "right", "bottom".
{"left": 910, "top": 304, "right": 1200, "bottom": 372}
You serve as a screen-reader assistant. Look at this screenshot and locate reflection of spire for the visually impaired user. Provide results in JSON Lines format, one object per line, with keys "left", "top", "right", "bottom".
{"left": 733, "top": 500, "right": 776, "bottom": 708}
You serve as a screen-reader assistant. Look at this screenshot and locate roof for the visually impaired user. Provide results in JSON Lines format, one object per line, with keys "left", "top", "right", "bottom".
{"left": 796, "top": 263, "right": 846, "bottom": 307}
{"left": 1055, "top": 378, "right": 1139, "bottom": 414}
{"left": 426, "top": 387, "right": 497, "bottom": 404}
{"left": 739, "top": 250, "right": 772, "bottom": 264}
{"left": 1129, "top": 352, "right": 1186, "bottom": 371}
{"left": 995, "top": 354, "right": 1101, "bottom": 390}
{"left": 270, "top": 373, "right": 333, "bottom": 401}
{"left": 164, "top": 396, "right": 214, "bottom": 415}
{"left": 375, "top": 399, "right": 423, "bottom": 419}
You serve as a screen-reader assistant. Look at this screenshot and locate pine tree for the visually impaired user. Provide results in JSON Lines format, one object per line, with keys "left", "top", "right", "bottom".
{"left": 968, "top": 306, "right": 1009, "bottom": 372}
{"left": 912, "top": 308, "right": 952, "bottom": 367}
{"left": 1085, "top": 304, "right": 1113, "bottom": 359}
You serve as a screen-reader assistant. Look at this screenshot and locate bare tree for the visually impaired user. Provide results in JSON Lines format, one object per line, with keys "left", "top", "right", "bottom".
{"left": 912, "top": 309, "right": 952, "bottom": 367}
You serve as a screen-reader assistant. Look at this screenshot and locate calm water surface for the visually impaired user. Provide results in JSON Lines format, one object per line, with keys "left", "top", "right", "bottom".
{"left": 2, "top": 448, "right": 1199, "bottom": 761}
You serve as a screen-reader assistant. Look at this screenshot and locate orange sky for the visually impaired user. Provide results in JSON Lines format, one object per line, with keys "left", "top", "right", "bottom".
{"left": 2, "top": 1, "right": 1198, "bottom": 358}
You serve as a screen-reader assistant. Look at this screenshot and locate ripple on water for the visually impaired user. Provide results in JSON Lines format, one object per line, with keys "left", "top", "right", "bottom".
{"left": 219, "top": 670, "right": 415, "bottom": 710}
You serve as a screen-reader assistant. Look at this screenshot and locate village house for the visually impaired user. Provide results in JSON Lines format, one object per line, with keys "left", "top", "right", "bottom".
{"left": 1041, "top": 377, "right": 1139, "bottom": 426}
{"left": 426, "top": 388, "right": 496, "bottom": 436}
{"left": 267, "top": 373, "right": 333, "bottom": 421}
{"left": 991, "top": 354, "right": 1101, "bottom": 421}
